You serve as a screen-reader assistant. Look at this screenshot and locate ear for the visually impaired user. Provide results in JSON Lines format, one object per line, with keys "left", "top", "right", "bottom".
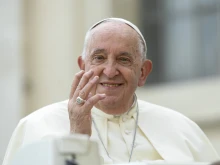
{"left": 78, "top": 56, "right": 85, "bottom": 70}
{"left": 138, "top": 60, "right": 152, "bottom": 87}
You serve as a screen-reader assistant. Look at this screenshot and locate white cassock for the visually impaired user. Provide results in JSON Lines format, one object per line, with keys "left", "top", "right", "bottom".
{"left": 2, "top": 99, "right": 220, "bottom": 165}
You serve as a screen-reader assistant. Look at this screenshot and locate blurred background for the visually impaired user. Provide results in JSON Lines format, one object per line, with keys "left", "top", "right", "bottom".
{"left": 0, "top": 0, "right": 220, "bottom": 163}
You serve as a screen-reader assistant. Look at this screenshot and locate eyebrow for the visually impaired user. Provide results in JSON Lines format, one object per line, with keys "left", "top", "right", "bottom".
{"left": 91, "top": 49, "right": 107, "bottom": 55}
{"left": 91, "top": 49, "right": 132, "bottom": 57}
{"left": 119, "top": 51, "right": 132, "bottom": 57}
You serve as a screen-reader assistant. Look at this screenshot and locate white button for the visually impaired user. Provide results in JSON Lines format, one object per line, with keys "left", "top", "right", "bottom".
{"left": 134, "top": 143, "right": 138, "bottom": 148}
{"left": 125, "top": 130, "right": 132, "bottom": 135}
{"left": 122, "top": 116, "right": 128, "bottom": 122}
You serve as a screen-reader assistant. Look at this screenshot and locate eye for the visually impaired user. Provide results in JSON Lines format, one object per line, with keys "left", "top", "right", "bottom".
{"left": 117, "top": 56, "right": 132, "bottom": 65}
{"left": 91, "top": 54, "right": 105, "bottom": 64}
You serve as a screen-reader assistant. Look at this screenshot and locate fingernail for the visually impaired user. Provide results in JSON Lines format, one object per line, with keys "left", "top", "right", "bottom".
{"left": 100, "top": 94, "right": 106, "bottom": 99}
{"left": 93, "top": 76, "right": 99, "bottom": 80}
{"left": 91, "top": 76, "right": 99, "bottom": 83}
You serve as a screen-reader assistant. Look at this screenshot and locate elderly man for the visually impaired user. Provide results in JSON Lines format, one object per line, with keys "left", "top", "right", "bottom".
{"left": 3, "top": 18, "right": 219, "bottom": 165}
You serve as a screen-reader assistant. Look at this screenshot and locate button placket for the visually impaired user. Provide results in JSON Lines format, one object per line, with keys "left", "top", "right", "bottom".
{"left": 120, "top": 115, "right": 136, "bottom": 155}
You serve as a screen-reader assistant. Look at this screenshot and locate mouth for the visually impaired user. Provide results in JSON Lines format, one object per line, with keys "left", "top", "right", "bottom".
{"left": 100, "top": 83, "right": 123, "bottom": 87}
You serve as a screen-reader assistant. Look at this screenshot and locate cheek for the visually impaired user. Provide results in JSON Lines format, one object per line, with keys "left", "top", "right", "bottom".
{"left": 84, "top": 63, "right": 91, "bottom": 71}
{"left": 127, "top": 69, "right": 141, "bottom": 86}
{"left": 123, "top": 70, "right": 139, "bottom": 85}
{"left": 89, "top": 65, "right": 104, "bottom": 76}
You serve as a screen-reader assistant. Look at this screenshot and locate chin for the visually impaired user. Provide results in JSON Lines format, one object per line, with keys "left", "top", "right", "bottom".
{"left": 99, "top": 95, "right": 121, "bottom": 107}
{"left": 103, "top": 95, "right": 119, "bottom": 103}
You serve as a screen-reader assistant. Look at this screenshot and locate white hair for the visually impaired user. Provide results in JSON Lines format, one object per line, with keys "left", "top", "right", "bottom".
{"left": 81, "top": 18, "right": 147, "bottom": 60}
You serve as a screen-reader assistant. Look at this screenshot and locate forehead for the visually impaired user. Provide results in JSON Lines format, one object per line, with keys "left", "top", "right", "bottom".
{"left": 90, "top": 21, "right": 138, "bottom": 41}
{"left": 87, "top": 22, "right": 140, "bottom": 55}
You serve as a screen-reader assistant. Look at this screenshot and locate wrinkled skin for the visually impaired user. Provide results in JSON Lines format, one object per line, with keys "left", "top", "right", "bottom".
{"left": 68, "top": 22, "right": 152, "bottom": 136}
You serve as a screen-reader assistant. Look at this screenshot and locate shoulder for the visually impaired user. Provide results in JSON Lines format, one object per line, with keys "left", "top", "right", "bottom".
{"left": 137, "top": 99, "right": 205, "bottom": 142}
{"left": 16, "top": 100, "right": 69, "bottom": 143}
{"left": 137, "top": 99, "right": 200, "bottom": 130}
{"left": 138, "top": 99, "right": 189, "bottom": 119}
{"left": 137, "top": 100, "right": 219, "bottom": 161}
{"left": 22, "top": 100, "right": 69, "bottom": 122}
{"left": 19, "top": 100, "right": 68, "bottom": 129}
{"left": 3, "top": 100, "right": 70, "bottom": 164}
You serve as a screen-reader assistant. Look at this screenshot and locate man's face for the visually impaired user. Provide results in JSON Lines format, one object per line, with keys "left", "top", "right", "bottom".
{"left": 79, "top": 22, "right": 151, "bottom": 114}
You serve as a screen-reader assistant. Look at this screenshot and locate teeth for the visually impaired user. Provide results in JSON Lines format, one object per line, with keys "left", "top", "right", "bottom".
{"left": 102, "top": 83, "right": 120, "bottom": 87}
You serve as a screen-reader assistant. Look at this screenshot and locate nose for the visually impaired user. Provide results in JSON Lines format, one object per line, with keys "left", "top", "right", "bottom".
{"left": 103, "top": 62, "right": 119, "bottom": 78}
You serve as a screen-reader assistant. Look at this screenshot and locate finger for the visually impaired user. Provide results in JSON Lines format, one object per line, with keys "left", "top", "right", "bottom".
{"left": 69, "top": 70, "right": 85, "bottom": 99}
{"left": 87, "top": 92, "right": 93, "bottom": 100}
{"left": 83, "top": 94, "right": 106, "bottom": 112}
{"left": 78, "top": 76, "right": 99, "bottom": 101}
{"left": 73, "top": 70, "right": 94, "bottom": 99}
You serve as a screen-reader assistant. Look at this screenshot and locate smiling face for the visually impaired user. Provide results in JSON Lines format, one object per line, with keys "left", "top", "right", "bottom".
{"left": 78, "top": 21, "right": 152, "bottom": 114}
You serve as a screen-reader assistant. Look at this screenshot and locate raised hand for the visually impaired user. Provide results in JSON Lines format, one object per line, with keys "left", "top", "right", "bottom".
{"left": 68, "top": 70, "right": 106, "bottom": 136}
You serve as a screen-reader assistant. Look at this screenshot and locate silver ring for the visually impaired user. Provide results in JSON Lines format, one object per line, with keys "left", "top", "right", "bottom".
{"left": 76, "top": 96, "right": 86, "bottom": 105}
